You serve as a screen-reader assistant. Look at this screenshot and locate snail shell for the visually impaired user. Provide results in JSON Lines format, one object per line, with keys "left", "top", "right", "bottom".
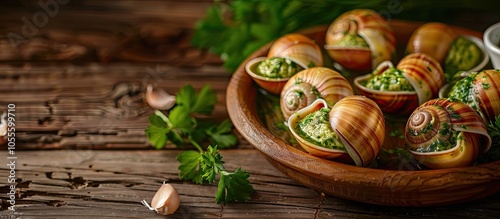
{"left": 396, "top": 53, "right": 445, "bottom": 104}
{"left": 405, "top": 98, "right": 491, "bottom": 169}
{"left": 288, "top": 97, "right": 385, "bottom": 166}
{"left": 354, "top": 53, "right": 445, "bottom": 114}
{"left": 268, "top": 33, "right": 323, "bottom": 68}
{"left": 280, "top": 67, "right": 354, "bottom": 120}
{"left": 324, "top": 9, "right": 396, "bottom": 72}
{"left": 470, "top": 70, "right": 500, "bottom": 123}
{"left": 406, "top": 22, "right": 457, "bottom": 63}
{"left": 245, "top": 34, "right": 323, "bottom": 95}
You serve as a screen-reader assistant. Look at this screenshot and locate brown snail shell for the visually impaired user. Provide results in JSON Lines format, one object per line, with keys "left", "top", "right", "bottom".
{"left": 324, "top": 9, "right": 396, "bottom": 72}
{"left": 406, "top": 22, "right": 457, "bottom": 63}
{"left": 444, "top": 69, "right": 500, "bottom": 123}
{"left": 288, "top": 96, "right": 385, "bottom": 166}
{"left": 354, "top": 53, "right": 445, "bottom": 114}
{"left": 268, "top": 33, "right": 323, "bottom": 68}
{"left": 245, "top": 34, "right": 323, "bottom": 95}
{"left": 405, "top": 98, "right": 492, "bottom": 169}
{"left": 470, "top": 69, "right": 500, "bottom": 123}
{"left": 287, "top": 99, "right": 351, "bottom": 162}
{"left": 280, "top": 67, "right": 354, "bottom": 120}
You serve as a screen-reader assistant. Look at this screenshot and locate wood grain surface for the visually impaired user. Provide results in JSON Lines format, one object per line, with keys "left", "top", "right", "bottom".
{"left": 0, "top": 1, "right": 500, "bottom": 218}
{"left": 1, "top": 150, "right": 500, "bottom": 218}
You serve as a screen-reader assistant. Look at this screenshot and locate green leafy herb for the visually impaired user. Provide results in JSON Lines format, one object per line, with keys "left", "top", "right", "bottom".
{"left": 177, "top": 145, "right": 254, "bottom": 203}
{"left": 145, "top": 84, "right": 236, "bottom": 149}
{"left": 145, "top": 84, "right": 252, "bottom": 203}
{"left": 192, "top": 0, "right": 490, "bottom": 72}
{"left": 478, "top": 115, "right": 500, "bottom": 163}
{"left": 487, "top": 115, "right": 500, "bottom": 139}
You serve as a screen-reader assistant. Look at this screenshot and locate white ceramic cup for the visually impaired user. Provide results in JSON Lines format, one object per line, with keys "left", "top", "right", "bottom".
{"left": 484, "top": 22, "right": 500, "bottom": 69}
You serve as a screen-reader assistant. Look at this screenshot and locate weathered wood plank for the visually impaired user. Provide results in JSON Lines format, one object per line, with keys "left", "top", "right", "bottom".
{"left": 0, "top": 63, "right": 238, "bottom": 150}
{"left": 1, "top": 150, "right": 500, "bottom": 218}
{"left": 0, "top": 0, "right": 220, "bottom": 63}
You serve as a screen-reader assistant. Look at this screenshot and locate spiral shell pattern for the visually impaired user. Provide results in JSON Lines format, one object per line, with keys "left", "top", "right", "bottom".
{"left": 329, "top": 96, "right": 386, "bottom": 167}
{"left": 268, "top": 33, "right": 323, "bottom": 68}
{"left": 325, "top": 9, "right": 396, "bottom": 71}
{"left": 280, "top": 67, "right": 354, "bottom": 120}
{"left": 405, "top": 98, "right": 492, "bottom": 169}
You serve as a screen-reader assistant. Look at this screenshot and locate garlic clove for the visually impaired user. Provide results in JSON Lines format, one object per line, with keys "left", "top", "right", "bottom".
{"left": 142, "top": 182, "right": 180, "bottom": 215}
{"left": 0, "top": 112, "right": 7, "bottom": 137}
{"left": 145, "top": 84, "right": 176, "bottom": 110}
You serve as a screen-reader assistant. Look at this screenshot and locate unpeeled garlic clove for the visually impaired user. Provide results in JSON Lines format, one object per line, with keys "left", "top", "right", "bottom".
{"left": 0, "top": 112, "right": 7, "bottom": 137}
{"left": 142, "top": 182, "right": 180, "bottom": 215}
{"left": 145, "top": 84, "right": 176, "bottom": 110}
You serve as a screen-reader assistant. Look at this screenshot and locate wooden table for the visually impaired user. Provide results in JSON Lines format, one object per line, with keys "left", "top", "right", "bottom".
{"left": 1, "top": 1, "right": 500, "bottom": 218}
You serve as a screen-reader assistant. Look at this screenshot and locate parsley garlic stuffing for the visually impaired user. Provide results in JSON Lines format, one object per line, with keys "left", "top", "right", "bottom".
{"left": 324, "top": 9, "right": 396, "bottom": 72}
{"left": 245, "top": 33, "right": 323, "bottom": 95}
{"left": 288, "top": 97, "right": 385, "bottom": 167}
{"left": 405, "top": 98, "right": 492, "bottom": 169}
{"left": 354, "top": 53, "right": 445, "bottom": 115}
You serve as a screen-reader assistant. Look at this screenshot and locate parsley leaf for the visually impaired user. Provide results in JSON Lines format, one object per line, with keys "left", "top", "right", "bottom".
{"left": 176, "top": 84, "right": 217, "bottom": 115}
{"left": 177, "top": 150, "right": 205, "bottom": 184}
{"left": 177, "top": 145, "right": 254, "bottom": 204}
{"left": 216, "top": 168, "right": 254, "bottom": 204}
{"left": 145, "top": 115, "right": 168, "bottom": 149}
{"left": 191, "top": 84, "right": 218, "bottom": 115}
{"left": 480, "top": 115, "right": 500, "bottom": 163}
{"left": 200, "top": 145, "right": 225, "bottom": 183}
{"left": 487, "top": 114, "right": 500, "bottom": 139}
{"left": 145, "top": 84, "right": 236, "bottom": 150}
{"left": 207, "top": 119, "right": 238, "bottom": 149}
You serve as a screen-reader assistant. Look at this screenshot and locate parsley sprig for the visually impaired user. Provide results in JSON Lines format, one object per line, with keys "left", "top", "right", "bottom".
{"left": 145, "top": 84, "right": 236, "bottom": 150}
{"left": 178, "top": 145, "right": 254, "bottom": 203}
{"left": 145, "top": 84, "right": 253, "bottom": 203}
{"left": 481, "top": 115, "right": 500, "bottom": 163}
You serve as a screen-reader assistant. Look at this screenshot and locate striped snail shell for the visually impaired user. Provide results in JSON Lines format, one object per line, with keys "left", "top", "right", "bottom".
{"left": 324, "top": 9, "right": 396, "bottom": 72}
{"left": 354, "top": 53, "right": 445, "bottom": 114}
{"left": 447, "top": 69, "right": 500, "bottom": 123}
{"left": 245, "top": 33, "right": 323, "bottom": 95}
{"left": 268, "top": 33, "right": 323, "bottom": 68}
{"left": 396, "top": 53, "right": 445, "bottom": 105}
{"left": 405, "top": 98, "right": 492, "bottom": 169}
{"left": 280, "top": 67, "right": 354, "bottom": 120}
{"left": 288, "top": 96, "right": 385, "bottom": 167}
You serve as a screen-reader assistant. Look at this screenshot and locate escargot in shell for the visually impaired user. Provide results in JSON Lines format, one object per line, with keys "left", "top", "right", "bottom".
{"left": 288, "top": 97, "right": 385, "bottom": 167}
{"left": 405, "top": 98, "right": 492, "bottom": 169}
{"left": 324, "top": 9, "right": 396, "bottom": 72}
{"left": 280, "top": 67, "right": 354, "bottom": 120}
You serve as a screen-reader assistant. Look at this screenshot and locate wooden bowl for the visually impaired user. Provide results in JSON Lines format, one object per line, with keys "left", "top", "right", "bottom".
{"left": 227, "top": 20, "right": 500, "bottom": 206}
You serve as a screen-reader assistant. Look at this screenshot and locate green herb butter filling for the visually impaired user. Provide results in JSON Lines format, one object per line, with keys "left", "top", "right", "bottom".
{"left": 414, "top": 130, "right": 461, "bottom": 153}
{"left": 257, "top": 57, "right": 304, "bottom": 78}
{"left": 448, "top": 72, "right": 479, "bottom": 111}
{"left": 336, "top": 34, "right": 369, "bottom": 48}
{"left": 364, "top": 68, "right": 415, "bottom": 91}
{"left": 295, "top": 108, "right": 345, "bottom": 150}
{"left": 444, "top": 36, "right": 482, "bottom": 79}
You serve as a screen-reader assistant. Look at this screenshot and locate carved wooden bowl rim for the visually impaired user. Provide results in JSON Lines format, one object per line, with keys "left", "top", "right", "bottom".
{"left": 227, "top": 20, "right": 500, "bottom": 206}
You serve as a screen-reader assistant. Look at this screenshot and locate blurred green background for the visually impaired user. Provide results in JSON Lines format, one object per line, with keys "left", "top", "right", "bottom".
{"left": 191, "top": 0, "right": 500, "bottom": 71}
